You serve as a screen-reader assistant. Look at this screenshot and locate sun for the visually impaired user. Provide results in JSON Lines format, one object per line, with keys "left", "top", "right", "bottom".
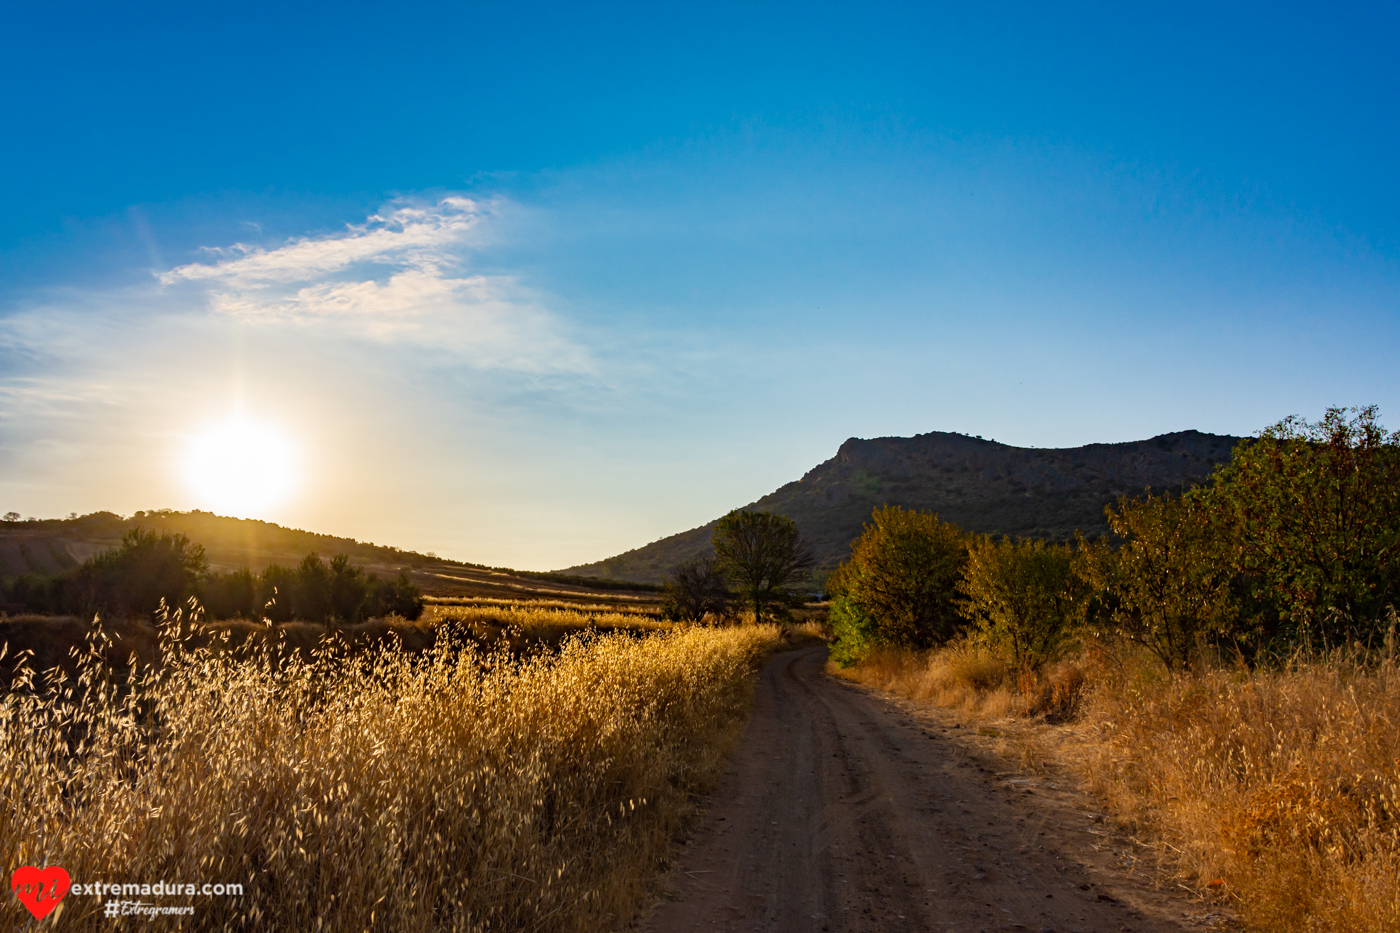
{"left": 182, "top": 419, "right": 298, "bottom": 517}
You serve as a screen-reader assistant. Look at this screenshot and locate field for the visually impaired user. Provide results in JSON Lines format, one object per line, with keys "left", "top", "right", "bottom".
{"left": 836, "top": 642, "right": 1400, "bottom": 932}
{"left": 1, "top": 606, "right": 782, "bottom": 931}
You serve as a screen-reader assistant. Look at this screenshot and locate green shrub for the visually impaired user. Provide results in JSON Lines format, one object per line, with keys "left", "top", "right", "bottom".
{"left": 828, "top": 505, "right": 966, "bottom": 649}
{"left": 827, "top": 595, "right": 877, "bottom": 666}
{"left": 957, "top": 536, "right": 1078, "bottom": 670}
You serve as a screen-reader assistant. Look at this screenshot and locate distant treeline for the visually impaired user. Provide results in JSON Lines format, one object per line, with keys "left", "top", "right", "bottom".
{"left": 499, "top": 569, "right": 663, "bottom": 593}
{"left": 825, "top": 406, "right": 1400, "bottom": 670}
{"left": 0, "top": 529, "right": 423, "bottom": 623}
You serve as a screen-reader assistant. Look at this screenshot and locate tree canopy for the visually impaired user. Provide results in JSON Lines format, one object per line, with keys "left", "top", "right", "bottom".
{"left": 827, "top": 505, "right": 967, "bottom": 651}
{"left": 711, "top": 510, "right": 814, "bottom": 623}
{"left": 1212, "top": 405, "right": 1400, "bottom": 645}
{"left": 957, "top": 536, "right": 1079, "bottom": 670}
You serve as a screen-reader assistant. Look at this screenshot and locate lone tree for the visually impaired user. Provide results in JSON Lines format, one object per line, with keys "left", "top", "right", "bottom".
{"left": 661, "top": 556, "right": 732, "bottom": 622}
{"left": 712, "top": 509, "right": 814, "bottom": 623}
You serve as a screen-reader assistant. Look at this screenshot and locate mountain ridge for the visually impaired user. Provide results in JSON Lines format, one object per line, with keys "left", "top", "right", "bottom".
{"left": 562, "top": 429, "right": 1244, "bottom": 584}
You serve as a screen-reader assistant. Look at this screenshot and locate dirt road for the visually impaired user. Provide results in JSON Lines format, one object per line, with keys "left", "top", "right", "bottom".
{"left": 643, "top": 647, "right": 1220, "bottom": 933}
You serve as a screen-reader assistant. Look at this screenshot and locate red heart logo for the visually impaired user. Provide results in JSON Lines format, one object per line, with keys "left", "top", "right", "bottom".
{"left": 11, "top": 866, "right": 71, "bottom": 920}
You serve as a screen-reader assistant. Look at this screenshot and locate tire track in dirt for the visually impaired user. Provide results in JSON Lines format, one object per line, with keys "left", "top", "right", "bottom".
{"left": 643, "top": 646, "right": 1214, "bottom": 933}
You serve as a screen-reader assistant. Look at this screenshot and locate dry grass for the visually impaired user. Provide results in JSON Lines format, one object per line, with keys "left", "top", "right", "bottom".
{"left": 421, "top": 603, "right": 673, "bottom": 656}
{"left": 422, "top": 601, "right": 668, "bottom": 632}
{"left": 1080, "top": 655, "right": 1400, "bottom": 932}
{"left": 0, "top": 614, "right": 781, "bottom": 931}
{"left": 830, "top": 640, "right": 1022, "bottom": 718}
{"left": 424, "top": 596, "right": 662, "bottom": 616}
{"left": 786, "top": 620, "right": 832, "bottom": 644}
{"left": 842, "top": 639, "right": 1400, "bottom": 931}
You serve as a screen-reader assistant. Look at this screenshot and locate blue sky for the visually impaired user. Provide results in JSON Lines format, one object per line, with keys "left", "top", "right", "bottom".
{"left": 1, "top": 2, "right": 1397, "bottom": 569}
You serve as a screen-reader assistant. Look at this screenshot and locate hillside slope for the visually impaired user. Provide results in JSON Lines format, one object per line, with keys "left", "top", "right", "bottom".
{"left": 563, "top": 429, "right": 1242, "bottom": 584}
{"left": 0, "top": 511, "right": 658, "bottom": 603}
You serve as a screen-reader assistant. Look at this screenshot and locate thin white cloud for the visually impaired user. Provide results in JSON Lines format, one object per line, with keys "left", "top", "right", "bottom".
{"left": 159, "top": 197, "right": 590, "bottom": 372}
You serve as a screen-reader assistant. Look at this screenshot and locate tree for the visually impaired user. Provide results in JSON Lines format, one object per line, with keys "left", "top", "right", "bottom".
{"left": 261, "top": 563, "right": 297, "bottom": 623}
{"left": 369, "top": 572, "right": 425, "bottom": 620}
{"left": 198, "top": 567, "right": 262, "bottom": 619}
{"left": 73, "top": 529, "right": 209, "bottom": 617}
{"left": 661, "top": 556, "right": 732, "bottom": 622}
{"left": 1075, "top": 491, "right": 1239, "bottom": 670}
{"left": 1211, "top": 406, "right": 1400, "bottom": 646}
{"left": 290, "top": 553, "right": 333, "bottom": 622}
{"left": 2, "top": 511, "right": 18, "bottom": 522}
{"left": 712, "top": 510, "right": 814, "bottom": 623}
{"left": 202, "top": 557, "right": 424, "bottom": 623}
{"left": 827, "top": 506, "right": 967, "bottom": 650}
{"left": 327, "top": 554, "right": 374, "bottom": 623}
{"left": 957, "top": 536, "right": 1079, "bottom": 670}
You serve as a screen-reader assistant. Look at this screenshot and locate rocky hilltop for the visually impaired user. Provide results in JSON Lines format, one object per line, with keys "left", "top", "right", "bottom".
{"left": 562, "top": 429, "right": 1243, "bottom": 584}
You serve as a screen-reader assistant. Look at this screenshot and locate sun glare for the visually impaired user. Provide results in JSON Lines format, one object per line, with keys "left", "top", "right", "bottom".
{"left": 183, "top": 419, "right": 298, "bottom": 518}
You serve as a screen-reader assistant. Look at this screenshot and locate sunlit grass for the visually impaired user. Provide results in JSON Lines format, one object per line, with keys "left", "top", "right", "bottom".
{"left": 1, "top": 614, "right": 781, "bottom": 931}
{"left": 421, "top": 600, "right": 668, "bottom": 633}
{"left": 1081, "top": 654, "right": 1400, "bottom": 932}
{"left": 840, "top": 642, "right": 1400, "bottom": 931}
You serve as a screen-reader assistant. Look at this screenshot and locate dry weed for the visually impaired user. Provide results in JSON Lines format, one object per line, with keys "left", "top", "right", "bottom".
{"left": 842, "top": 638, "right": 1400, "bottom": 930}
{"left": 0, "top": 615, "right": 781, "bottom": 931}
{"left": 833, "top": 640, "right": 1023, "bottom": 717}
{"left": 1080, "top": 657, "right": 1400, "bottom": 932}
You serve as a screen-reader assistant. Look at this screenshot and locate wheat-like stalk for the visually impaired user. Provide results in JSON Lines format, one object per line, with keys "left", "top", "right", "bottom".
{"left": 0, "top": 614, "right": 780, "bottom": 931}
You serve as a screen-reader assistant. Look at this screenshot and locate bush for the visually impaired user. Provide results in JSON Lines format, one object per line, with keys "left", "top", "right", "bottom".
{"left": 828, "top": 505, "right": 967, "bottom": 650}
{"left": 1076, "top": 491, "right": 1241, "bottom": 670}
{"left": 197, "top": 567, "right": 262, "bottom": 620}
{"left": 827, "top": 595, "right": 877, "bottom": 666}
{"left": 957, "top": 536, "right": 1079, "bottom": 670}
{"left": 369, "top": 571, "right": 425, "bottom": 621}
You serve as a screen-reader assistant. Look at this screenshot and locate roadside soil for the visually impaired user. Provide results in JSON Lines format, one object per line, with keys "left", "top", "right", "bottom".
{"left": 642, "top": 646, "right": 1231, "bottom": 933}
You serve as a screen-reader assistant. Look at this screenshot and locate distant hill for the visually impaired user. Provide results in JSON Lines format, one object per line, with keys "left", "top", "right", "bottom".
{"left": 0, "top": 510, "right": 660, "bottom": 603}
{"left": 562, "top": 429, "right": 1244, "bottom": 584}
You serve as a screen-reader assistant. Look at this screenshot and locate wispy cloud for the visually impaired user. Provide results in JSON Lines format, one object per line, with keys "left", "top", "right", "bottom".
{"left": 159, "top": 197, "right": 590, "bottom": 372}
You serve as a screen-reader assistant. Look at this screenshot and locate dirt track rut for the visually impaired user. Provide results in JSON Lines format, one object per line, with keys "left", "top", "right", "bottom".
{"left": 643, "top": 646, "right": 1213, "bottom": 933}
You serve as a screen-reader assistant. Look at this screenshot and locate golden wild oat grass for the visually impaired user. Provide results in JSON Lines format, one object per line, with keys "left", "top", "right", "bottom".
{"left": 0, "top": 616, "right": 781, "bottom": 931}
{"left": 842, "top": 641, "right": 1400, "bottom": 931}
{"left": 423, "top": 597, "right": 662, "bottom": 617}
{"left": 831, "top": 640, "right": 1023, "bottom": 718}
{"left": 1081, "top": 656, "right": 1400, "bottom": 933}
{"left": 422, "top": 601, "right": 669, "bottom": 634}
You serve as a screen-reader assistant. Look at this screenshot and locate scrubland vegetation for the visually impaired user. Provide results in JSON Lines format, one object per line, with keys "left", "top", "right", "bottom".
{"left": 661, "top": 509, "right": 814, "bottom": 624}
{"left": 1, "top": 612, "right": 781, "bottom": 931}
{"left": 829, "top": 407, "right": 1400, "bottom": 932}
{"left": 1, "top": 528, "right": 424, "bottom": 623}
